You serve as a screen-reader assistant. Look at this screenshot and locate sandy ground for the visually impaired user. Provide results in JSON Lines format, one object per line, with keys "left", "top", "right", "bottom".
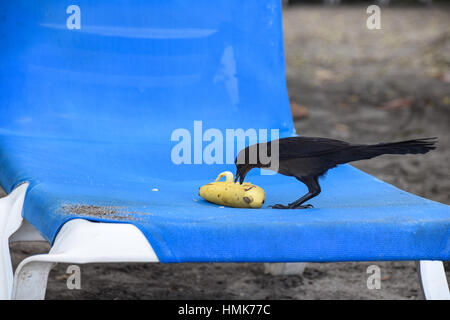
{"left": 4, "top": 5, "right": 450, "bottom": 299}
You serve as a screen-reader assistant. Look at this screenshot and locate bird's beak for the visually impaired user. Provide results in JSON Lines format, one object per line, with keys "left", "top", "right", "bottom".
{"left": 234, "top": 168, "right": 240, "bottom": 183}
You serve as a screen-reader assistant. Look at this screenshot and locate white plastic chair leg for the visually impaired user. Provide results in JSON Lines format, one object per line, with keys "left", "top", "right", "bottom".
{"left": 0, "top": 183, "right": 29, "bottom": 300}
{"left": 12, "top": 219, "right": 159, "bottom": 300}
{"left": 13, "top": 261, "right": 56, "bottom": 300}
{"left": 417, "top": 260, "right": 450, "bottom": 300}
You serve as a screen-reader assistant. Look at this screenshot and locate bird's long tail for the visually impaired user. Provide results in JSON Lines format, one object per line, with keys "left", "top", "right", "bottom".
{"left": 336, "top": 138, "right": 437, "bottom": 164}
{"left": 363, "top": 137, "right": 437, "bottom": 155}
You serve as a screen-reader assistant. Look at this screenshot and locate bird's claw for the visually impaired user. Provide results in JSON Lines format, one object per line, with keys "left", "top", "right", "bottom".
{"left": 270, "top": 204, "right": 290, "bottom": 209}
{"left": 297, "top": 204, "right": 314, "bottom": 209}
{"left": 271, "top": 203, "right": 314, "bottom": 209}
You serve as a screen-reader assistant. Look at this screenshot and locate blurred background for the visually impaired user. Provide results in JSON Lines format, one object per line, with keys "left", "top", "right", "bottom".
{"left": 8, "top": 1, "right": 450, "bottom": 299}
{"left": 284, "top": 1, "right": 449, "bottom": 205}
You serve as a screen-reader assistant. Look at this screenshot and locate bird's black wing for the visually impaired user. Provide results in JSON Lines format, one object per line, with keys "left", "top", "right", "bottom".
{"left": 268, "top": 136, "right": 356, "bottom": 160}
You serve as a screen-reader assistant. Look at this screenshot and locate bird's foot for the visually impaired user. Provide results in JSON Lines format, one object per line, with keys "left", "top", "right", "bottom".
{"left": 270, "top": 204, "right": 290, "bottom": 209}
{"left": 271, "top": 203, "right": 314, "bottom": 209}
{"left": 295, "top": 204, "right": 314, "bottom": 209}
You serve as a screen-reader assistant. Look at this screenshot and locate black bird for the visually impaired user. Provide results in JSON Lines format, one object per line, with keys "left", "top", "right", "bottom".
{"left": 234, "top": 136, "right": 437, "bottom": 209}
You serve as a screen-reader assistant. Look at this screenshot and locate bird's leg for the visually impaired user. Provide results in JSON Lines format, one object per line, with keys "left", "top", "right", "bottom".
{"left": 271, "top": 176, "right": 321, "bottom": 209}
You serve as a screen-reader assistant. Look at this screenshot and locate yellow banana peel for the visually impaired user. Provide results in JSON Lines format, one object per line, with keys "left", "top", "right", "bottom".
{"left": 199, "top": 171, "right": 265, "bottom": 208}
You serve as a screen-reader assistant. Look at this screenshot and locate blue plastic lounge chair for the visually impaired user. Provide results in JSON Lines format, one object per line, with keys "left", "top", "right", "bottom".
{"left": 1, "top": 0, "right": 449, "bottom": 300}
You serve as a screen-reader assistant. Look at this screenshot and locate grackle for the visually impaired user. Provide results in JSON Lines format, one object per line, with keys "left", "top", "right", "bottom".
{"left": 234, "top": 136, "right": 436, "bottom": 209}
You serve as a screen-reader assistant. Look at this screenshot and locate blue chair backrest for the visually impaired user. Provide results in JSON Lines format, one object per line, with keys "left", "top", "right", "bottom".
{"left": 1, "top": 0, "right": 293, "bottom": 143}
